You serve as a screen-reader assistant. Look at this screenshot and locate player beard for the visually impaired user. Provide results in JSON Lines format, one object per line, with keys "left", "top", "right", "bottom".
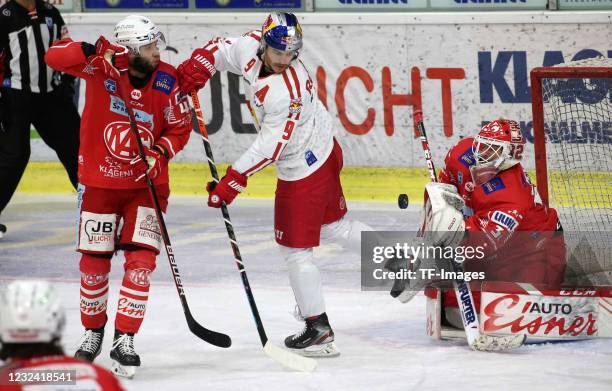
{"left": 130, "top": 56, "right": 158, "bottom": 75}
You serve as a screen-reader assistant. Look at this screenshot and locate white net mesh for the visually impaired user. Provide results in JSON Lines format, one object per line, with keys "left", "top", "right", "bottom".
{"left": 538, "top": 56, "right": 612, "bottom": 285}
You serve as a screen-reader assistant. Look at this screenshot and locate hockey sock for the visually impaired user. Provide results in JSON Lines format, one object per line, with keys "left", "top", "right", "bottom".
{"left": 280, "top": 246, "right": 325, "bottom": 318}
{"left": 79, "top": 254, "right": 111, "bottom": 329}
{"left": 115, "top": 249, "right": 155, "bottom": 333}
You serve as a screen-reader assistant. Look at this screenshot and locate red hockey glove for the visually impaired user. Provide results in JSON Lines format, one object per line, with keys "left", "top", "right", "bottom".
{"left": 206, "top": 166, "right": 247, "bottom": 208}
{"left": 130, "top": 145, "right": 169, "bottom": 182}
{"left": 95, "top": 35, "right": 129, "bottom": 72}
{"left": 177, "top": 48, "right": 216, "bottom": 94}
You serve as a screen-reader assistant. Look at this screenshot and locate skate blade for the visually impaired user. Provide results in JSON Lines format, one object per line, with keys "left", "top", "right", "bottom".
{"left": 294, "top": 342, "right": 340, "bottom": 358}
{"left": 111, "top": 360, "right": 138, "bottom": 378}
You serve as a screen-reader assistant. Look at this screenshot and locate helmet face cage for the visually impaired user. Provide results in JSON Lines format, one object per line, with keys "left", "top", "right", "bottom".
{"left": 261, "top": 13, "right": 303, "bottom": 55}
{"left": 472, "top": 119, "right": 525, "bottom": 169}
{"left": 470, "top": 119, "right": 525, "bottom": 185}
{"left": 473, "top": 137, "right": 509, "bottom": 167}
{"left": 113, "top": 15, "right": 166, "bottom": 55}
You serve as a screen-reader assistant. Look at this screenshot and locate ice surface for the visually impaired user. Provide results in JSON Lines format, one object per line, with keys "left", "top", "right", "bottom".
{"left": 1, "top": 195, "right": 611, "bottom": 390}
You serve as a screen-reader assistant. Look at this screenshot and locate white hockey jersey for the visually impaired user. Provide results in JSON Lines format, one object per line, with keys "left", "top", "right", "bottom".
{"left": 205, "top": 30, "right": 335, "bottom": 181}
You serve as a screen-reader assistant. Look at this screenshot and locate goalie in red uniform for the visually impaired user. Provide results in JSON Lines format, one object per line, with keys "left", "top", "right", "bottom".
{"left": 391, "top": 119, "right": 566, "bottom": 330}
{"left": 44, "top": 15, "right": 191, "bottom": 377}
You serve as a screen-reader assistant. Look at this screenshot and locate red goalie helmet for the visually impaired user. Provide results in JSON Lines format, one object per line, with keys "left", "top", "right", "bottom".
{"left": 470, "top": 119, "right": 526, "bottom": 185}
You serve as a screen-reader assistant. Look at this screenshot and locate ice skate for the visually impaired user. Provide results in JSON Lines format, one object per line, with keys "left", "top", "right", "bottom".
{"left": 74, "top": 327, "right": 104, "bottom": 362}
{"left": 0, "top": 223, "right": 6, "bottom": 239}
{"left": 285, "top": 313, "right": 340, "bottom": 358}
{"left": 110, "top": 330, "right": 141, "bottom": 378}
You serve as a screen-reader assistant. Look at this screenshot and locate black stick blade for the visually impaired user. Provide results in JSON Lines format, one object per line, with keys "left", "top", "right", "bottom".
{"left": 186, "top": 311, "right": 232, "bottom": 348}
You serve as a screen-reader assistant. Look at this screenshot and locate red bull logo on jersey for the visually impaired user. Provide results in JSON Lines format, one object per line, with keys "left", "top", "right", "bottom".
{"left": 289, "top": 98, "right": 302, "bottom": 114}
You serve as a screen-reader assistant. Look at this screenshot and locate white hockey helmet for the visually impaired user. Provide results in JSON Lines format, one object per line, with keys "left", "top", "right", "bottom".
{"left": 0, "top": 280, "right": 65, "bottom": 344}
{"left": 470, "top": 119, "right": 526, "bottom": 185}
{"left": 113, "top": 15, "right": 166, "bottom": 54}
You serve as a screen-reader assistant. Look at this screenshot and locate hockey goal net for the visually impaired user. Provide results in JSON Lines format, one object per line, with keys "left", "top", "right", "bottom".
{"left": 530, "top": 56, "right": 612, "bottom": 285}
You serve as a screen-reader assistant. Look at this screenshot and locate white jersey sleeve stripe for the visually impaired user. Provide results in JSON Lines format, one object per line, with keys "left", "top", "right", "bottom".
{"left": 289, "top": 66, "right": 301, "bottom": 98}
{"left": 281, "top": 71, "right": 295, "bottom": 101}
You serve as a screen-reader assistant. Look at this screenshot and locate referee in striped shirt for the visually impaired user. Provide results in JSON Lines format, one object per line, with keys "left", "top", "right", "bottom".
{"left": 0, "top": 0, "right": 80, "bottom": 238}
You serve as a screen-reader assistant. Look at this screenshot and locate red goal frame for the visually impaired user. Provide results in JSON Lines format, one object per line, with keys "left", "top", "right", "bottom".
{"left": 529, "top": 65, "right": 612, "bottom": 207}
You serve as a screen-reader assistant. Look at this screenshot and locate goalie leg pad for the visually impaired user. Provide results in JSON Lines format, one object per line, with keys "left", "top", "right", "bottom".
{"left": 280, "top": 246, "right": 325, "bottom": 318}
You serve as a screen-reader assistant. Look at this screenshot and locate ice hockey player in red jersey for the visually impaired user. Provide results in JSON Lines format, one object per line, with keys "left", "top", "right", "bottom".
{"left": 44, "top": 15, "right": 191, "bottom": 377}
{"left": 177, "top": 13, "right": 371, "bottom": 357}
{"left": 426, "top": 119, "right": 566, "bottom": 328}
{"left": 0, "top": 280, "right": 125, "bottom": 390}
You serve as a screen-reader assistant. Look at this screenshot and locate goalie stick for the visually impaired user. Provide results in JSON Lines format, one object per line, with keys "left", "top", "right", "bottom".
{"left": 413, "top": 109, "right": 525, "bottom": 352}
{"left": 189, "top": 91, "right": 317, "bottom": 372}
{"left": 108, "top": 52, "right": 231, "bottom": 348}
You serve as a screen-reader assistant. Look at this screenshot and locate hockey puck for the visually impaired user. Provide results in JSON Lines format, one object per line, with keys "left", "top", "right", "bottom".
{"left": 398, "top": 194, "right": 409, "bottom": 209}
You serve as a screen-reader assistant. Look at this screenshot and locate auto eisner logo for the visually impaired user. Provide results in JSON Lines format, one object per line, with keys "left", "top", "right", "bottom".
{"left": 483, "top": 294, "right": 598, "bottom": 337}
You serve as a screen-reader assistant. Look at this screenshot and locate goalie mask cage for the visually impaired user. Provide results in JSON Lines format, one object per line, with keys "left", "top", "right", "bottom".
{"left": 530, "top": 56, "right": 612, "bottom": 285}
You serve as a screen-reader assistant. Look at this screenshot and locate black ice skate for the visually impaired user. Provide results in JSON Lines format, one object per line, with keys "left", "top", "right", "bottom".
{"left": 0, "top": 223, "right": 6, "bottom": 239}
{"left": 284, "top": 313, "right": 340, "bottom": 357}
{"left": 110, "top": 330, "right": 141, "bottom": 378}
{"left": 74, "top": 327, "right": 104, "bottom": 362}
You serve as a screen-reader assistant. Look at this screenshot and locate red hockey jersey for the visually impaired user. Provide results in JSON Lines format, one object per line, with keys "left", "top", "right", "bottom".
{"left": 439, "top": 137, "right": 565, "bottom": 286}
{"left": 0, "top": 355, "right": 124, "bottom": 390}
{"left": 439, "top": 137, "right": 558, "bottom": 236}
{"left": 45, "top": 39, "right": 191, "bottom": 189}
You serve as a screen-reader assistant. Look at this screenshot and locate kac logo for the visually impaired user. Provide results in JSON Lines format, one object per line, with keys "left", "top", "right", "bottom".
{"left": 104, "top": 79, "right": 117, "bottom": 94}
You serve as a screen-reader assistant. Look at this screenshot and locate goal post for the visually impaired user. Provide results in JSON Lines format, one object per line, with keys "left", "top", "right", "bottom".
{"left": 530, "top": 57, "right": 612, "bottom": 285}
{"left": 530, "top": 57, "right": 612, "bottom": 231}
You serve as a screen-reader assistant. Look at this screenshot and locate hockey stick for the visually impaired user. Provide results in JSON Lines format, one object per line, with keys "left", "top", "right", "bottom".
{"left": 109, "top": 57, "right": 231, "bottom": 348}
{"left": 189, "top": 91, "right": 317, "bottom": 372}
{"left": 413, "top": 109, "right": 525, "bottom": 352}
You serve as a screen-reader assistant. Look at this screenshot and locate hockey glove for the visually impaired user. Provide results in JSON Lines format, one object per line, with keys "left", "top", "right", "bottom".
{"left": 206, "top": 166, "right": 247, "bottom": 208}
{"left": 177, "top": 48, "right": 216, "bottom": 94}
{"left": 130, "top": 145, "right": 169, "bottom": 182}
{"left": 87, "top": 55, "right": 121, "bottom": 80}
{"left": 95, "top": 35, "right": 129, "bottom": 72}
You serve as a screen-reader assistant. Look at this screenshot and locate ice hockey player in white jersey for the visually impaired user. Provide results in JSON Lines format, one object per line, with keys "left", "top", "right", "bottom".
{"left": 178, "top": 12, "right": 371, "bottom": 357}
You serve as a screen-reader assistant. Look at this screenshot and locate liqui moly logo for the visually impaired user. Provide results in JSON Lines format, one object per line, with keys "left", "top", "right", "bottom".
{"left": 482, "top": 293, "right": 598, "bottom": 338}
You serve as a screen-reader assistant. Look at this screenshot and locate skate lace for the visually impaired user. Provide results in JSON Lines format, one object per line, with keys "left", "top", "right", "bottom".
{"left": 292, "top": 304, "right": 304, "bottom": 322}
{"left": 77, "top": 330, "right": 102, "bottom": 353}
{"left": 112, "top": 334, "right": 136, "bottom": 356}
{"left": 292, "top": 323, "right": 310, "bottom": 340}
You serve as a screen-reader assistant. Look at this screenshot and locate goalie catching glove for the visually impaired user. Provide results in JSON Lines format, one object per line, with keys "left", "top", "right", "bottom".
{"left": 389, "top": 183, "right": 466, "bottom": 302}
{"left": 207, "top": 166, "right": 247, "bottom": 208}
{"left": 421, "top": 182, "right": 465, "bottom": 247}
{"left": 130, "top": 145, "right": 169, "bottom": 182}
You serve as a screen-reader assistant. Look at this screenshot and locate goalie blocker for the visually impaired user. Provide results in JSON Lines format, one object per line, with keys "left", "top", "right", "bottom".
{"left": 426, "top": 281, "right": 612, "bottom": 343}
